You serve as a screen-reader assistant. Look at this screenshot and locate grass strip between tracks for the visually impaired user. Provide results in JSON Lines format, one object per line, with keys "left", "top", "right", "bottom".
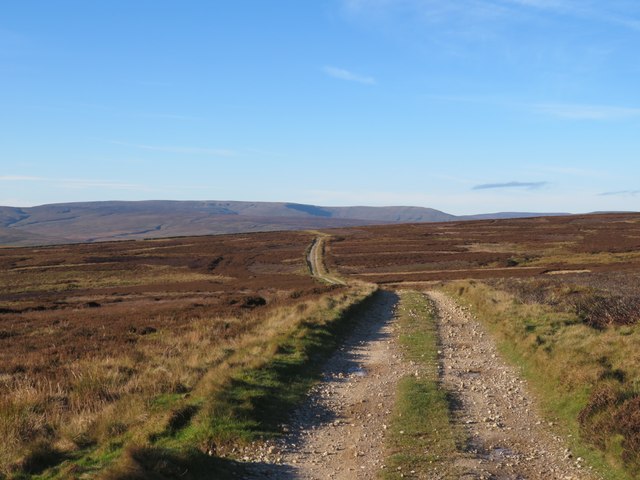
{"left": 381, "top": 290, "right": 459, "bottom": 479}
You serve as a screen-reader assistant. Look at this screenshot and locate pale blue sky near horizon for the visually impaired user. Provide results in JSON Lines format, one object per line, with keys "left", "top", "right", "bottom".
{"left": 1, "top": 0, "right": 639, "bottom": 215}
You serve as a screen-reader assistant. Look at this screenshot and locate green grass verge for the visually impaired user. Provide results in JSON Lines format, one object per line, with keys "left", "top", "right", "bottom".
{"left": 381, "top": 290, "right": 460, "bottom": 479}
{"left": 201, "top": 293, "right": 380, "bottom": 446}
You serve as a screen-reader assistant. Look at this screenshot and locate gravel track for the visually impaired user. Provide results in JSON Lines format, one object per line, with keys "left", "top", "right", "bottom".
{"left": 241, "top": 289, "right": 601, "bottom": 479}
{"left": 307, "top": 236, "right": 344, "bottom": 285}
{"left": 429, "top": 290, "right": 600, "bottom": 480}
{"left": 244, "top": 290, "right": 404, "bottom": 479}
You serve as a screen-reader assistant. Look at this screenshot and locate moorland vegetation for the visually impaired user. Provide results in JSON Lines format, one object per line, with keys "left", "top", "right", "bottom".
{"left": 2, "top": 213, "right": 640, "bottom": 478}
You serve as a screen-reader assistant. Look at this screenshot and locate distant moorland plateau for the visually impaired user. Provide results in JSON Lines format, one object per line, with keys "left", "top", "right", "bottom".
{"left": 0, "top": 200, "right": 567, "bottom": 246}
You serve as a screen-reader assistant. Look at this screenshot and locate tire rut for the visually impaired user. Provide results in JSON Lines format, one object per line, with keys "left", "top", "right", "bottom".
{"left": 244, "top": 290, "right": 406, "bottom": 479}
{"left": 428, "top": 290, "right": 600, "bottom": 480}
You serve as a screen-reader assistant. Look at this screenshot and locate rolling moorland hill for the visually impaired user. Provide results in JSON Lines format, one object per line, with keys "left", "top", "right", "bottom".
{"left": 0, "top": 200, "right": 566, "bottom": 246}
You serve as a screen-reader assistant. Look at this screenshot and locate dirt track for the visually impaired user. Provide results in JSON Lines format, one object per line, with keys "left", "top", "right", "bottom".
{"left": 430, "top": 290, "right": 599, "bottom": 479}
{"left": 245, "top": 290, "right": 403, "bottom": 479}
{"left": 243, "top": 290, "right": 600, "bottom": 479}
{"left": 307, "top": 235, "right": 345, "bottom": 285}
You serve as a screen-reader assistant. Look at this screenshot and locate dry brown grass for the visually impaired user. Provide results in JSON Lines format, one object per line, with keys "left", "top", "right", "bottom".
{"left": 0, "top": 298, "right": 276, "bottom": 472}
{"left": 5, "top": 213, "right": 640, "bottom": 477}
{"left": 0, "top": 230, "right": 353, "bottom": 476}
{"left": 326, "top": 213, "right": 640, "bottom": 282}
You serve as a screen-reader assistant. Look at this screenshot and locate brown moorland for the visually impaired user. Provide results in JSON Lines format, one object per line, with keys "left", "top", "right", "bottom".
{"left": 3, "top": 212, "right": 640, "bottom": 478}
{"left": 326, "top": 213, "right": 640, "bottom": 283}
{"left": 0, "top": 231, "right": 325, "bottom": 378}
{"left": 0, "top": 230, "right": 355, "bottom": 476}
{"left": 323, "top": 212, "right": 640, "bottom": 478}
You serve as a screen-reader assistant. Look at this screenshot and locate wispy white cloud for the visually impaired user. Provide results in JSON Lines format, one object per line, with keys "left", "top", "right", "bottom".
{"left": 0, "top": 174, "right": 150, "bottom": 191}
{"left": 111, "top": 141, "right": 237, "bottom": 157}
{"left": 323, "top": 66, "right": 376, "bottom": 85}
{"left": 0, "top": 175, "right": 42, "bottom": 181}
{"left": 598, "top": 190, "right": 640, "bottom": 197}
{"left": 344, "top": 0, "right": 537, "bottom": 21}
{"left": 532, "top": 103, "right": 640, "bottom": 120}
{"left": 29, "top": 103, "right": 200, "bottom": 122}
{"left": 473, "top": 181, "right": 549, "bottom": 190}
{"left": 342, "top": 0, "right": 640, "bottom": 31}
{"left": 424, "top": 94, "right": 640, "bottom": 121}
{"left": 61, "top": 179, "right": 146, "bottom": 190}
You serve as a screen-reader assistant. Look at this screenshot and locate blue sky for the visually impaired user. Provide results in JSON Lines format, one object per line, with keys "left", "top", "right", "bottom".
{"left": 1, "top": 0, "right": 639, "bottom": 214}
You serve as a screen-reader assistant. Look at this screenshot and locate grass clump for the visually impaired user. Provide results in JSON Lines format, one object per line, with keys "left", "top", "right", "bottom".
{"left": 381, "top": 291, "right": 459, "bottom": 479}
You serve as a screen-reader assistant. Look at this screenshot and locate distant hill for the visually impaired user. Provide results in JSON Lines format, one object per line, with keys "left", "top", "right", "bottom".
{"left": 0, "top": 200, "right": 567, "bottom": 246}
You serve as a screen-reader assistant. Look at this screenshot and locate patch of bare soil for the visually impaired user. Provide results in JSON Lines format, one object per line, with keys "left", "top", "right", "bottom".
{"left": 244, "top": 290, "right": 406, "bottom": 479}
{"left": 429, "top": 290, "right": 600, "bottom": 480}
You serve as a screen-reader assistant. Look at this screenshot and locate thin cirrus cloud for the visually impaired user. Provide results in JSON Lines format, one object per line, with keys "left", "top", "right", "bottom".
{"left": 598, "top": 190, "right": 640, "bottom": 197}
{"left": 423, "top": 95, "right": 640, "bottom": 122}
{"left": 323, "top": 66, "right": 376, "bottom": 85}
{"left": 0, "top": 175, "right": 147, "bottom": 191}
{"left": 473, "top": 181, "right": 549, "bottom": 190}
{"left": 0, "top": 175, "right": 42, "bottom": 181}
{"left": 58, "top": 103, "right": 200, "bottom": 121}
{"left": 343, "top": 0, "right": 542, "bottom": 20}
{"left": 343, "top": 0, "right": 640, "bottom": 30}
{"left": 61, "top": 179, "right": 148, "bottom": 190}
{"left": 111, "top": 141, "right": 237, "bottom": 157}
{"left": 532, "top": 103, "right": 640, "bottom": 120}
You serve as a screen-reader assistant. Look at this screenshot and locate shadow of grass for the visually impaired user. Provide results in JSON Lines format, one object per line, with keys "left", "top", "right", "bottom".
{"left": 208, "top": 290, "right": 386, "bottom": 442}
{"left": 15, "top": 441, "right": 71, "bottom": 476}
{"left": 98, "top": 446, "right": 245, "bottom": 480}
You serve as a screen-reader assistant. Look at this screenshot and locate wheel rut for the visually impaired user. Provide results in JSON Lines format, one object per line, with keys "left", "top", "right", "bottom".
{"left": 242, "top": 290, "right": 601, "bottom": 479}
{"left": 429, "top": 290, "right": 600, "bottom": 480}
{"left": 307, "top": 235, "right": 344, "bottom": 285}
{"left": 244, "top": 290, "right": 406, "bottom": 479}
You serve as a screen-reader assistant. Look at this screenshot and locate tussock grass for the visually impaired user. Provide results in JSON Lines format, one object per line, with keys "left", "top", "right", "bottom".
{"left": 381, "top": 291, "right": 459, "bottom": 479}
{"left": 444, "top": 280, "right": 640, "bottom": 480}
{"left": 0, "top": 282, "right": 377, "bottom": 478}
{"left": 0, "top": 315, "right": 240, "bottom": 475}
